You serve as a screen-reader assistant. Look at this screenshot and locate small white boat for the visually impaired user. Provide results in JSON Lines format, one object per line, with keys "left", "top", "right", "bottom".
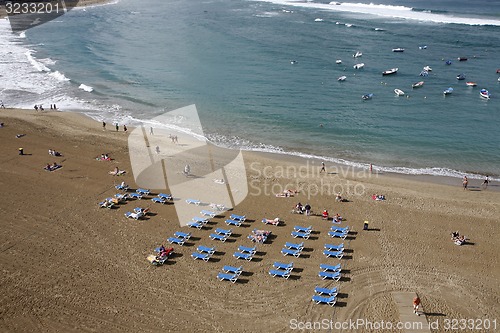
{"left": 336, "top": 59, "right": 342, "bottom": 64}
{"left": 394, "top": 89, "right": 405, "bottom": 96}
{"left": 412, "top": 81, "right": 424, "bottom": 88}
{"left": 353, "top": 51, "right": 362, "bottom": 58}
{"left": 480, "top": 89, "right": 490, "bottom": 99}
{"left": 353, "top": 63, "right": 365, "bottom": 69}
{"left": 423, "top": 66, "right": 432, "bottom": 72}
{"left": 443, "top": 87, "right": 454, "bottom": 95}
{"left": 362, "top": 93, "right": 373, "bottom": 100}
{"left": 457, "top": 73, "right": 466, "bottom": 80}
{"left": 382, "top": 68, "right": 398, "bottom": 76}
{"left": 392, "top": 48, "right": 405, "bottom": 52}
{"left": 419, "top": 70, "right": 429, "bottom": 77}
{"left": 290, "top": 60, "right": 298, "bottom": 65}
{"left": 466, "top": 82, "right": 477, "bottom": 87}
{"left": 338, "top": 75, "right": 346, "bottom": 81}
{"left": 498, "top": 77, "right": 500, "bottom": 82}
{"left": 419, "top": 45, "right": 427, "bottom": 49}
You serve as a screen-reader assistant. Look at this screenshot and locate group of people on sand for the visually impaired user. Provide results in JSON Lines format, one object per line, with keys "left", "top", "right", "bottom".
{"left": 249, "top": 229, "right": 271, "bottom": 243}
{"left": 372, "top": 194, "right": 386, "bottom": 201}
{"left": 275, "top": 189, "right": 299, "bottom": 197}
{"left": 96, "top": 153, "right": 111, "bottom": 161}
{"left": 294, "top": 202, "right": 311, "bottom": 215}
{"left": 44, "top": 162, "right": 62, "bottom": 171}
{"left": 463, "top": 175, "right": 490, "bottom": 190}
{"left": 48, "top": 149, "right": 62, "bottom": 157}
{"left": 322, "top": 210, "right": 343, "bottom": 222}
{"left": 451, "top": 231, "right": 467, "bottom": 245}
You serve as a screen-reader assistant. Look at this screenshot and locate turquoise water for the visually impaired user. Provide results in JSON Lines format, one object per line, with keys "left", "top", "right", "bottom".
{"left": 1, "top": 0, "right": 499, "bottom": 179}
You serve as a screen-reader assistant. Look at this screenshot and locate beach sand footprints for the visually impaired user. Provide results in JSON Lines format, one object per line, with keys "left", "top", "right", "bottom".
{"left": 5, "top": 0, "right": 80, "bottom": 33}
{"left": 128, "top": 105, "right": 248, "bottom": 226}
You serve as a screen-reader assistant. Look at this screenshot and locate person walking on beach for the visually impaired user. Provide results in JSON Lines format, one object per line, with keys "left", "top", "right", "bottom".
{"left": 413, "top": 296, "right": 421, "bottom": 315}
{"left": 320, "top": 162, "right": 326, "bottom": 173}
{"left": 102, "top": 121, "right": 106, "bottom": 130}
{"left": 123, "top": 125, "right": 127, "bottom": 132}
{"left": 0, "top": 100, "right": 5, "bottom": 108}
{"left": 462, "top": 176, "right": 468, "bottom": 190}
{"left": 115, "top": 123, "right": 119, "bottom": 132}
{"left": 482, "top": 176, "right": 489, "bottom": 189}
{"left": 150, "top": 127, "right": 154, "bottom": 135}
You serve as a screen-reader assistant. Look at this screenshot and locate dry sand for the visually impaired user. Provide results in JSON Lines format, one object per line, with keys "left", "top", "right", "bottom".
{"left": 0, "top": 108, "right": 499, "bottom": 332}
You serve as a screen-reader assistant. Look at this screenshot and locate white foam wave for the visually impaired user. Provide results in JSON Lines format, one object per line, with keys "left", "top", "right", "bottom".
{"left": 50, "top": 71, "right": 70, "bottom": 81}
{"left": 314, "top": 18, "right": 323, "bottom": 22}
{"left": 19, "top": 31, "right": 26, "bottom": 38}
{"left": 253, "top": 0, "right": 500, "bottom": 26}
{"left": 25, "top": 50, "right": 50, "bottom": 72}
{"left": 79, "top": 84, "right": 94, "bottom": 92}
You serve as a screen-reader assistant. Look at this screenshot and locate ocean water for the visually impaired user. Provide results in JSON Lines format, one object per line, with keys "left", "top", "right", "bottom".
{"left": 1, "top": 0, "right": 499, "bottom": 179}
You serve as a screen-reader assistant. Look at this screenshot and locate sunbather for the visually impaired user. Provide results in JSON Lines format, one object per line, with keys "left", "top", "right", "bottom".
{"left": 109, "top": 167, "right": 126, "bottom": 176}
{"left": 322, "top": 209, "right": 329, "bottom": 220}
{"left": 262, "top": 217, "right": 280, "bottom": 225}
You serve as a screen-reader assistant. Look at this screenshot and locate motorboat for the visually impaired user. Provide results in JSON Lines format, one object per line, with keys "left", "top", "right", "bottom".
{"left": 457, "top": 73, "right": 466, "bottom": 80}
{"left": 498, "top": 77, "right": 500, "bottom": 82}
{"left": 412, "top": 81, "right": 424, "bottom": 88}
{"left": 336, "top": 59, "right": 342, "bottom": 64}
{"left": 445, "top": 60, "right": 452, "bottom": 65}
{"left": 338, "top": 75, "right": 346, "bottom": 81}
{"left": 394, "top": 89, "right": 405, "bottom": 96}
{"left": 419, "top": 70, "right": 429, "bottom": 77}
{"left": 353, "top": 51, "right": 362, "bottom": 58}
{"left": 419, "top": 45, "right": 427, "bottom": 50}
{"left": 458, "top": 57, "right": 468, "bottom": 61}
{"left": 443, "top": 87, "right": 454, "bottom": 95}
{"left": 290, "top": 60, "right": 298, "bottom": 64}
{"left": 466, "top": 82, "right": 477, "bottom": 87}
{"left": 382, "top": 68, "right": 398, "bottom": 75}
{"left": 480, "top": 89, "right": 490, "bottom": 99}
{"left": 353, "top": 63, "right": 365, "bottom": 69}
{"left": 362, "top": 93, "right": 373, "bottom": 100}
{"left": 423, "top": 66, "right": 432, "bottom": 72}
{"left": 392, "top": 48, "right": 405, "bottom": 52}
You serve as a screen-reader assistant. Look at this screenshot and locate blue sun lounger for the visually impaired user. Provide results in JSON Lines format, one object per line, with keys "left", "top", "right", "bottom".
{"left": 151, "top": 197, "right": 167, "bottom": 204}
{"left": 314, "top": 286, "right": 338, "bottom": 296}
{"left": 269, "top": 269, "right": 290, "bottom": 279}
{"left": 115, "top": 184, "right": 129, "bottom": 191}
{"left": 167, "top": 237, "right": 185, "bottom": 246}
{"left": 215, "top": 228, "right": 232, "bottom": 236}
{"left": 324, "top": 243, "right": 344, "bottom": 251}
{"left": 158, "top": 193, "right": 172, "bottom": 201}
{"left": 217, "top": 272, "right": 239, "bottom": 283}
{"left": 114, "top": 193, "right": 128, "bottom": 202}
{"left": 197, "top": 245, "right": 215, "bottom": 254}
{"left": 273, "top": 262, "right": 293, "bottom": 271}
{"left": 294, "top": 225, "right": 312, "bottom": 233}
{"left": 128, "top": 193, "right": 142, "bottom": 200}
{"left": 238, "top": 245, "right": 256, "bottom": 254}
{"left": 291, "top": 231, "right": 310, "bottom": 239}
{"left": 331, "top": 226, "right": 349, "bottom": 233}
{"left": 209, "top": 233, "right": 228, "bottom": 242}
{"left": 187, "top": 221, "right": 203, "bottom": 229}
{"left": 193, "top": 217, "right": 209, "bottom": 224}
{"left": 174, "top": 231, "right": 191, "bottom": 240}
{"left": 200, "top": 210, "right": 217, "bottom": 218}
{"left": 225, "top": 219, "right": 242, "bottom": 227}
{"left": 230, "top": 214, "right": 246, "bottom": 222}
{"left": 191, "top": 252, "right": 212, "bottom": 262}
{"left": 318, "top": 271, "right": 341, "bottom": 281}
{"left": 233, "top": 251, "right": 253, "bottom": 261}
{"left": 285, "top": 242, "right": 304, "bottom": 250}
{"left": 328, "top": 231, "right": 347, "bottom": 239}
{"left": 323, "top": 250, "right": 344, "bottom": 259}
{"left": 312, "top": 295, "right": 337, "bottom": 306}
{"left": 281, "top": 248, "right": 302, "bottom": 257}
{"left": 222, "top": 265, "right": 243, "bottom": 275}
{"left": 186, "top": 199, "right": 201, "bottom": 205}
{"left": 320, "top": 263, "right": 341, "bottom": 272}
{"left": 136, "top": 188, "right": 150, "bottom": 196}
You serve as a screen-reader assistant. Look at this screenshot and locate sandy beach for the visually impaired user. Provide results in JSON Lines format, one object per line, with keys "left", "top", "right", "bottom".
{"left": 0, "top": 108, "right": 499, "bottom": 332}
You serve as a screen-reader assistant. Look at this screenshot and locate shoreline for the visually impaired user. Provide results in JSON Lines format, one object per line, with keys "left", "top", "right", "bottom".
{"left": 1, "top": 107, "right": 499, "bottom": 331}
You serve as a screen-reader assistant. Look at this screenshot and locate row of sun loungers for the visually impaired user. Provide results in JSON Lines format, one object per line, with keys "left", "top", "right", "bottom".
{"left": 217, "top": 265, "right": 243, "bottom": 283}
